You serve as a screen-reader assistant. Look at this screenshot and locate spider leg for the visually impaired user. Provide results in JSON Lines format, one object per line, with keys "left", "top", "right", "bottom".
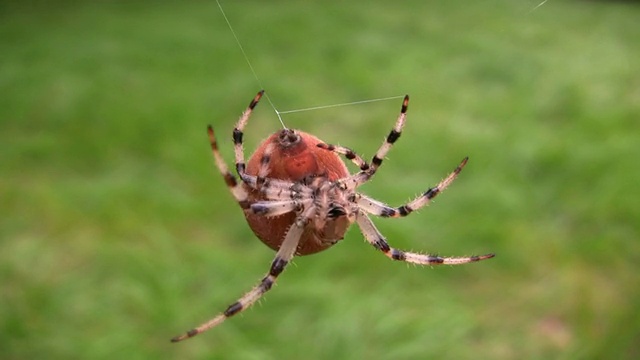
{"left": 357, "top": 157, "right": 468, "bottom": 217}
{"left": 368, "top": 95, "right": 409, "bottom": 173}
{"left": 356, "top": 211, "right": 494, "bottom": 265}
{"left": 171, "top": 206, "right": 315, "bottom": 342}
{"left": 250, "top": 199, "right": 311, "bottom": 217}
{"left": 344, "top": 95, "right": 409, "bottom": 190}
{"left": 207, "top": 125, "right": 250, "bottom": 209}
{"left": 316, "top": 143, "right": 370, "bottom": 171}
{"left": 232, "top": 90, "right": 264, "bottom": 179}
{"left": 240, "top": 175, "right": 314, "bottom": 201}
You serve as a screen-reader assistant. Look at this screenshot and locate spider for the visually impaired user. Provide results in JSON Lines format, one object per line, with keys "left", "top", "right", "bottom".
{"left": 171, "top": 90, "right": 494, "bottom": 342}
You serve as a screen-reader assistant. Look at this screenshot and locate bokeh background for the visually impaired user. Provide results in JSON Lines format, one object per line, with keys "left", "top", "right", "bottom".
{"left": 2, "top": 0, "right": 639, "bottom": 359}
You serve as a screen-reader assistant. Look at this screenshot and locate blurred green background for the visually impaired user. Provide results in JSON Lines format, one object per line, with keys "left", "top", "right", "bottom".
{"left": 2, "top": 0, "right": 639, "bottom": 359}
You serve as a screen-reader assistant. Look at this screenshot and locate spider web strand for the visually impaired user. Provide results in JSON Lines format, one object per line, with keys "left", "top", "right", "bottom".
{"left": 278, "top": 95, "right": 405, "bottom": 115}
{"left": 216, "top": 0, "right": 286, "bottom": 128}
{"left": 216, "top": 1, "right": 404, "bottom": 124}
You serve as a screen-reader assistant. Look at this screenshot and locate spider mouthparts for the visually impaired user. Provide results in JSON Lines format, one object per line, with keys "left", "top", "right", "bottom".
{"left": 277, "top": 129, "right": 301, "bottom": 147}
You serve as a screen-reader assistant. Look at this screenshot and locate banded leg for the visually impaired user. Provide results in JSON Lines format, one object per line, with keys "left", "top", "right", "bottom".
{"left": 171, "top": 206, "right": 315, "bottom": 342}
{"left": 207, "top": 125, "right": 250, "bottom": 209}
{"left": 233, "top": 90, "right": 265, "bottom": 178}
{"left": 356, "top": 211, "right": 494, "bottom": 265}
{"left": 345, "top": 95, "right": 409, "bottom": 190}
{"left": 317, "top": 143, "right": 370, "bottom": 171}
{"left": 250, "top": 199, "right": 311, "bottom": 217}
{"left": 357, "top": 157, "right": 469, "bottom": 218}
{"left": 240, "top": 177, "right": 314, "bottom": 201}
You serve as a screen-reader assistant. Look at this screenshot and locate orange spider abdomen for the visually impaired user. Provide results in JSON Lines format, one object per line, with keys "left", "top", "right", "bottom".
{"left": 244, "top": 129, "right": 350, "bottom": 255}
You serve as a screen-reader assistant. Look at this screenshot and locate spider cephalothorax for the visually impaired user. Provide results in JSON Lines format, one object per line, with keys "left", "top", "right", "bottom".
{"left": 171, "top": 90, "right": 494, "bottom": 342}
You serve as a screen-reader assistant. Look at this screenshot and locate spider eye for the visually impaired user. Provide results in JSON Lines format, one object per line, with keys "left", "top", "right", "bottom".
{"left": 327, "top": 206, "right": 347, "bottom": 219}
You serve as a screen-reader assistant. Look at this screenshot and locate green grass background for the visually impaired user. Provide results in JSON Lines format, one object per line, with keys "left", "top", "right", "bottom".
{"left": 2, "top": 0, "right": 639, "bottom": 359}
